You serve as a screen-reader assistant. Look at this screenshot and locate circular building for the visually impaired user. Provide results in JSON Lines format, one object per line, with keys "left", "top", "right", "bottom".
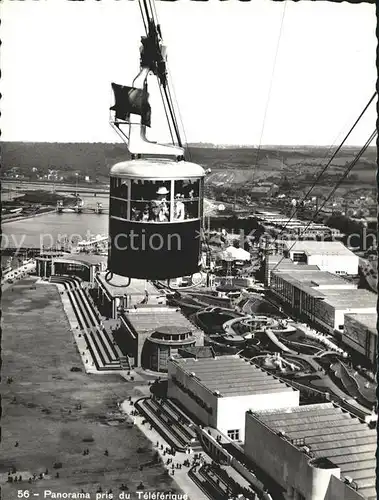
{"left": 141, "top": 325, "right": 196, "bottom": 372}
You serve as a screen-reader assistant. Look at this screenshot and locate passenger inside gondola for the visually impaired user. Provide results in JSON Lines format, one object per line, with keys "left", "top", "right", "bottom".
{"left": 131, "top": 206, "right": 142, "bottom": 221}
{"left": 112, "top": 179, "right": 128, "bottom": 199}
{"left": 174, "top": 193, "right": 185, "bottom": 221}
{"left": 142, "top": 204, "right": 150, "bottom": 221}
{"left": 130, "top": 180, "right": 171, "bottom": 222}
{"left": 174, "top": 179, "right": 199, "bottom": 220}
{"left": 151, "top": 186, "right": 170, "bottom": 222}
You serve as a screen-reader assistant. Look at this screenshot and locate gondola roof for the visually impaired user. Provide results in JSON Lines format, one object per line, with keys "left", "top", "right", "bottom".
{"left": 110, "top": 158, "right": 205, "bottom": 179}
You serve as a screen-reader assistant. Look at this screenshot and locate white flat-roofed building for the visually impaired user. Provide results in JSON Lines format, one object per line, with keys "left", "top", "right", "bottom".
{"left": 270, "top": 267, "right": 356, "bottom": 312}
{"left": 244, "top": 403, "right": 376, "bottom": 500}
{"left": 316, "top": 289, "right": 377, "bottom": 333}
{"left": 343, "top": 313, "right": 377, "bottom": 368}
{"left": 270, "top": 269, "right": 375, "bottom": 334}
{"left": 255, "top": 212, "right": 343, "bottom": 240}
{"left": 264, "top": 255, "right": 320, "bottom": 286}
{"left": 167, "top": 355, "right": 299, "bottom": 443}
{"left": 281, "top": 240, "right": 359, "bottom": 275}
{"left": 273, "top": 268, "right": 357, "bottom": 290}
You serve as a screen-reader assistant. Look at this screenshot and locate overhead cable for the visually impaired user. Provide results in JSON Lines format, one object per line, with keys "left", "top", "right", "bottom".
{"left": 252, "top": 0, "right": 287, "bottom": 184}
{"left": 270, "top": 91, "right": 377, "bottom": 245}
{"left": 270, "top": 128, "right": 377, "bottom": 273}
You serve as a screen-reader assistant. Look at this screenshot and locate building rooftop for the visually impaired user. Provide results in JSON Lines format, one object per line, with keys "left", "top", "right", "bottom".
{"left": 272, "top": 273, "right": 325, "bottom": 299}
{"left": 96, "top": 272, "right": 160, "bottom": 298}
{"left": 172, "top": 355, "right": 297, "bottom": 397}
{"left": 267, "top": 256, "right": 320, "bottom": 272}
{"left": 249, "top": 403, "right": 376, "bottom": 499}
{"left": 345, "top": 313, "right": 377, "bottom": 334}
{"left": 272, "top": 270, "right": 375, "bottom": 309}
{"left": 321, "top": 289, "right": 377, "bottom": 310}
{"left": 53, "top": 253, "right": 107, "bottom": 266}
{"left": 177, "top": 346, "right": 215, "bottom": 359}
{"left": 282, "top": 240, "right": 356, "bottom": 257}
{"left": 122, "top": 307, "right": 202, "bottom": 337}
{"left": 274, "top": 269, "right": 354, "bottom": 288}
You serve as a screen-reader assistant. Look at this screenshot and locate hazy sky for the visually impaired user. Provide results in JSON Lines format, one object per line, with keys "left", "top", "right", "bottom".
{"left": 1, "top": 0, "right": 376, "bottom": 146}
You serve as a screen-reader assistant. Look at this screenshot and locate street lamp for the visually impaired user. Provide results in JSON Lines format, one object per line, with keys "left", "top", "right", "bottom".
{"left": 75, "top": 173, "right": 79, "bottom": 198}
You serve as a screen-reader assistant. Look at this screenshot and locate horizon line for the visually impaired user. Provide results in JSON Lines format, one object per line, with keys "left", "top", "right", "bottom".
{"left": 1, "top": 140, "right": 374, "bottom": 149}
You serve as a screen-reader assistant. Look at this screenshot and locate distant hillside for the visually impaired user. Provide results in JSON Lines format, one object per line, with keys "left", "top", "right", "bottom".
{"left": 1, "top": 142, "right": 132, "bottom": 182}
{"left": 1, "top": 142, "right": 376, "bottom": 187}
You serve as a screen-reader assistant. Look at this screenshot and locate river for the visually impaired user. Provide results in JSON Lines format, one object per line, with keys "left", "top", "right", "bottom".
{"left": 2, "top": 194, "right": 109, "bottom": 250}
{"left": 2, "top": 194, "right": 220, "bottom": 251}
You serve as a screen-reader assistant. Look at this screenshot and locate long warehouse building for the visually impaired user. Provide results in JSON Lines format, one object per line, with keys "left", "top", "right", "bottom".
{"left": 269, "top": 267, "right": 376, "bottom": 335}
{"left": 245, "top": 403, "right": 376, "bottom": 500}
{"left": 167, "top": 355, "right": 299, "bottom": 442}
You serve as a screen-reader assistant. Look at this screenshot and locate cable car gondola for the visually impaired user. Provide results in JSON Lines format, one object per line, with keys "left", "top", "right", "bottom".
{"left": 109, "top": 158, "right": 204, "bottom": 280}
{"left": 107, "top": 0, "right": 205, "bottom": 282}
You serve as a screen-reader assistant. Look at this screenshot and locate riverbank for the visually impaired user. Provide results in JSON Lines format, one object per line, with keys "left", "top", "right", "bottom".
{"left": 2, "top": 208, "right": 57, "bottom": 224}
{"left": 2, "top": 179, "right": 109, "bottom": 193}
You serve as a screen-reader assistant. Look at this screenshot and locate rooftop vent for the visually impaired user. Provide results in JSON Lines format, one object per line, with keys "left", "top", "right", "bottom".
{"left": 189, "top": 372, "right": 196, "bottom": 377}
{"left": 214, "top": 390, "right": 220, "bottom": 396}
{"left": 344, "top": 476, "right": 359, "bottom": 490}
{"left": 292, "top": 437, "right": 305, "bottom": 446}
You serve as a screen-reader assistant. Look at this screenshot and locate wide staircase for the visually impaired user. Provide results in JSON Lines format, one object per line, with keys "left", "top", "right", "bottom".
{"left": 189, "top": 463, "right": 258, "bottom": 500}
{"left": 50, "top": 276, "right": 125, "bottom": 371}
{"left": 135, "top": 396, "right": 202, "bottom": 452}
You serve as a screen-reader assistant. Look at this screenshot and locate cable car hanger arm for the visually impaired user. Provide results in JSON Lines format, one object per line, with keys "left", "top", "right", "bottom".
{"left": 109, "top": 0, "right": 185, "bottom": 159}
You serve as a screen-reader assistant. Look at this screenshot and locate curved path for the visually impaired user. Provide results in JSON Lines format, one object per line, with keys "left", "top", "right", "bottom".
{"left": 223, "top": 313, "right": 296, "bottom": 354}
{"left": 177, "top": 292, "right": 374, "bottom": 413}
{"left": 264, "top": 328, "right": 295, "bottom": 353}
{"left": 336, "top": 361, "right": 375, "bottom": 407}
{"left": 249, "top": 354, "right": 303, "bottom": 372}
{"left": 223, "top": 315, "right": 252, "bottom": 335}
{"left": 315, "top": 350, "right": 345, "bottom": 359}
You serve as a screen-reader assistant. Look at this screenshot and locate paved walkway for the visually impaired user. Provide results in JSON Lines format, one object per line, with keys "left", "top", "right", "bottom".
{"left": 121, "top": 398, "right": 209, "bottom": 500}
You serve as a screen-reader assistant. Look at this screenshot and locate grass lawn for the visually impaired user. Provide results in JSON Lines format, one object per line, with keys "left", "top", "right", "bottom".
{"left": 1, "top": 278, "right": 178, "bottom": 498}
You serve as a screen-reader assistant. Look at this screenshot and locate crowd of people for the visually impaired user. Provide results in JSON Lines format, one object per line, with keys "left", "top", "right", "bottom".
{"left": 130, "top": 186, "right": 198, "bottom": 222}
{"left": 111, "top": 179, "right": 200, "bottom": 222}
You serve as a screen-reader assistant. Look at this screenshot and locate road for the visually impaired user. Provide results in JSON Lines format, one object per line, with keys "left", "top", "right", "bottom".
{"left": 2, "top": 179, "right": 109, "bottom": 195}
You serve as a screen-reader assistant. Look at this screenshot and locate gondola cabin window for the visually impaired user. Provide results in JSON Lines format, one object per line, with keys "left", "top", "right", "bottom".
{"left": 109, "top": 178, "right": 202, "bottom": 223}
{"left": 174, "top": 179, "right": 200, "bottom": 221}
{"left": 110, "top": 177, "right": 129, "bottom": 219}
{"left": 130, "top": 180, "right": 171, "bottom": 222}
